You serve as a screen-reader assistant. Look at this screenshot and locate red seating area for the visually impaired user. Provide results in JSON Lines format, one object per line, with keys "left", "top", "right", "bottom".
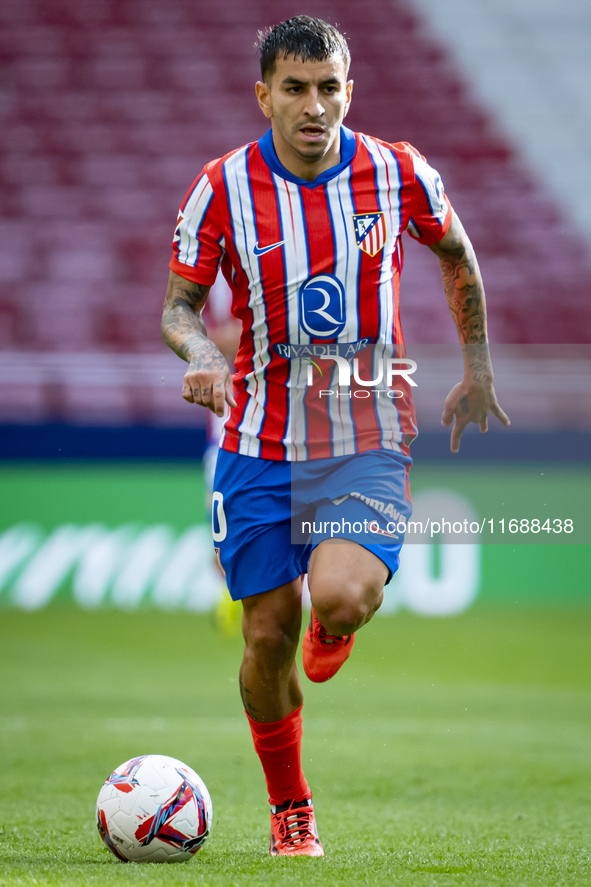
{"left": 1, "top": 0, "right": 590, "bottom": 366}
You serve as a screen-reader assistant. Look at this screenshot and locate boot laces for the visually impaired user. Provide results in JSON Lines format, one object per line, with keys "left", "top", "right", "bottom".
{"left": 274, "top": 803, "right": 315, "bottom": 848}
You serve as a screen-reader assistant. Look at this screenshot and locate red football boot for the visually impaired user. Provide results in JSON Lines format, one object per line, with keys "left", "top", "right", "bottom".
{"left": 269, "top": 798, "right": 324, "bottom": 857}
{"left": 302, "top": 607, "right": 355, "bottom": 683}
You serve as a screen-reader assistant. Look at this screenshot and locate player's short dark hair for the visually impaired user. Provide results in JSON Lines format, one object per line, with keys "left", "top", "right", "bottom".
{"left": 258, "top": 15, "right": 350, "bottom": 81}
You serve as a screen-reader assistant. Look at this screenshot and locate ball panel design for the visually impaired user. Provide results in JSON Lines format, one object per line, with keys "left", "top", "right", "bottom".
{"left": 96, "top": 754, "right": 212, "bottom": 863}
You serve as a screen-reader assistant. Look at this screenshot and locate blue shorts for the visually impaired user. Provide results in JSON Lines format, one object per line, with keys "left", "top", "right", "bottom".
{"left": 212, "top": 449, "right": 413, "bottom": 601}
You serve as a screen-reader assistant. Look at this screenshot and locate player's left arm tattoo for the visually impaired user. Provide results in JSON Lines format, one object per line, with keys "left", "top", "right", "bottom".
{"left": 429, "top": 211, "right": 493, "bottom": 384}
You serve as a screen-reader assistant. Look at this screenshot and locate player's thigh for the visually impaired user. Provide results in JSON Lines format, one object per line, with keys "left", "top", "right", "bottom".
{"left": 212, "top": 450, "right": 304, "bottom": 601}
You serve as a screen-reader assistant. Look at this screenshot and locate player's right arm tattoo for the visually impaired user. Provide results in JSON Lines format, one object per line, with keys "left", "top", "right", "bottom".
{"left": 429, "top": 212, "right": 493, "bottom": 384}
{"left": 161, "top": 272, "right": 226, "bottom": 373}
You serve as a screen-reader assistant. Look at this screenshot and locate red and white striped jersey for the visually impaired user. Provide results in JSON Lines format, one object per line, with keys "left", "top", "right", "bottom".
{"left": 170, "top": 127, "right": 452, "bottom": 461}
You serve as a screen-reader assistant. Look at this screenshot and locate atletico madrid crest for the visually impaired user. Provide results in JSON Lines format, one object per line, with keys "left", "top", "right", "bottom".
{"left": 352, "top": 212, "right": 387, "bottom": 257}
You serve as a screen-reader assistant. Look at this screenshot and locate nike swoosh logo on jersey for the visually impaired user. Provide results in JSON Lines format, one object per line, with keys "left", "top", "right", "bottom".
{"left": 331, "top": 495, "right": 349, "bottom": 506}
{"left": 253, "top": 240, "right": 285, "bottom": 256}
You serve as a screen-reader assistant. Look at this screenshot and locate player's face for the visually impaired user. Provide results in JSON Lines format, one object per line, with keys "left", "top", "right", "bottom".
{"left": 255, "top": 54, "right": 353, "bottom": 181}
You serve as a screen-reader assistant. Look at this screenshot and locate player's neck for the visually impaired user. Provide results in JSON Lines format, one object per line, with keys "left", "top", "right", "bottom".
{"left": 271, "top": 132, "right": 342, "bottom": 182}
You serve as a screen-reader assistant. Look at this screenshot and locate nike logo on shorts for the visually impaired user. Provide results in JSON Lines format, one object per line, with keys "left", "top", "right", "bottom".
{"left": 253, "top": 240, "right": 285, "bottom": 256}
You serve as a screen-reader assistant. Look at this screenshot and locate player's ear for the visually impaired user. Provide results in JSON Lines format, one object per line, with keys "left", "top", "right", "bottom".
{"left": 343, "top": 79, "right": 354, "bottom": 118}
{"left": 255, "top": 80, "right": 273, "bottom": 119}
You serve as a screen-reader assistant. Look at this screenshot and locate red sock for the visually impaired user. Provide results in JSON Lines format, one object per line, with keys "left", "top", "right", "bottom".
{"left": 245, "top": 705, "right": 312, "bottom": 806}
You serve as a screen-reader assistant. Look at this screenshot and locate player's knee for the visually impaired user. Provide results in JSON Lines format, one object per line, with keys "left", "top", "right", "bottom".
{"left": 243, "top": 620, "right": 299, "bottom": 671}
{"left": 313, "top": 579, "right": 384, "bottom": 636}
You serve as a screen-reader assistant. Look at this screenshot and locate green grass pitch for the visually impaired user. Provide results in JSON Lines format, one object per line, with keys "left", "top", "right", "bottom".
{"left": 1, "top": 607, "right": 590, "bottom": 886}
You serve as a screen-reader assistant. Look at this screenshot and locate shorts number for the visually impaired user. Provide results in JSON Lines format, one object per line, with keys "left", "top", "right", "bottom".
{"left": 212, "top": 491, "right": 227, "bottom": 543}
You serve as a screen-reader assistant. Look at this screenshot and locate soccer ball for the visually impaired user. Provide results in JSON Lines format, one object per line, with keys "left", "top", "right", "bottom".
{"left": 96, "top": 754, "right": 212, "bottom": 863}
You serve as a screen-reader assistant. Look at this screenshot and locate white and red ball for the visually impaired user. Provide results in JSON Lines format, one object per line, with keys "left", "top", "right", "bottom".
{"left": 96, "top": 754, "right": 212, "bottom": 863}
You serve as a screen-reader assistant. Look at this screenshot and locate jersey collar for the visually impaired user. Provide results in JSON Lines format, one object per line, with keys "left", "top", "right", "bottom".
{"left": 258, "top": 126, "right": 357, "bottom": 188}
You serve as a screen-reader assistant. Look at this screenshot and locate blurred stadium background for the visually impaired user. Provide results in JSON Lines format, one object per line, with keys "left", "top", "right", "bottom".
{"left": 0, "top": 0, "right": 589, "bottom": 614}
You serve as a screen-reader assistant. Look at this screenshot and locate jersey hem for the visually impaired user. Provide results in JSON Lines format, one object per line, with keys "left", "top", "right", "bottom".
{"left": 220, "top": 432, "right": 411, "bottom": 462}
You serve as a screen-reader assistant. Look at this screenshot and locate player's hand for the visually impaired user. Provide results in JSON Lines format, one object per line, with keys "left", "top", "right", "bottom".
{"left": 441, "top": 380, "right": 510, "bottom": 453}
{"left": 182, "top": 354, "right": 236, "bottom": 418}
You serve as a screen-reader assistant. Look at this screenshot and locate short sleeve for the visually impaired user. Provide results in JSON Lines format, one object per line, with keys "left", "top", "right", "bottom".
{"left": 169, "top": 171, "right": 224, "bottom": 285}
{"left": 403, "top": 144, "right": 452, "bottom": 245}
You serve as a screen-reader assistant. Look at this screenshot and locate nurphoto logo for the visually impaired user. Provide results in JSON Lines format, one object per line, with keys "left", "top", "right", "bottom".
{"left": 305, "top": 354, "right": 418, "bottom": 400}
